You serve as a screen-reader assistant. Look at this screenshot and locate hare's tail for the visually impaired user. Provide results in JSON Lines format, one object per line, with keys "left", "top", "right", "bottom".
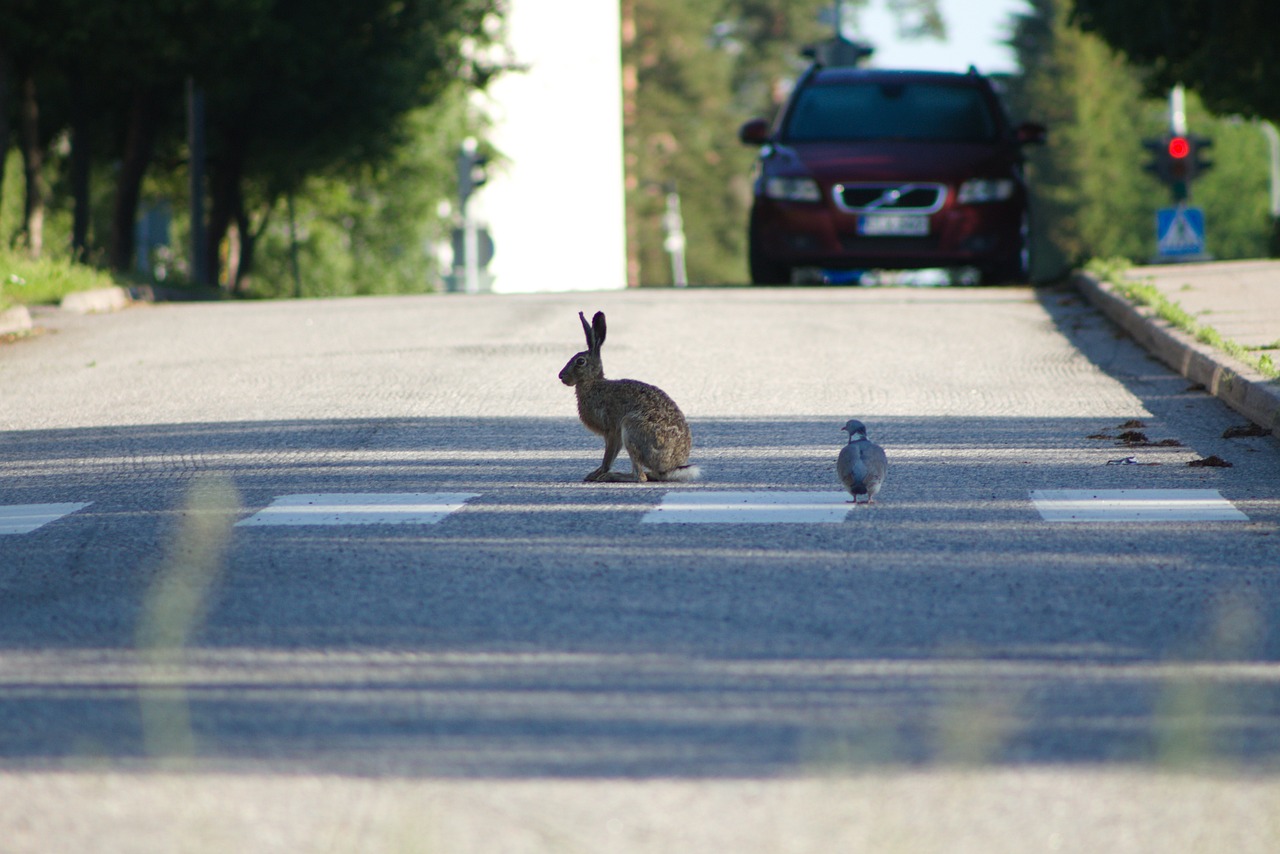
{"left": 654, "top": 464, "right": 701, "bottom": 483}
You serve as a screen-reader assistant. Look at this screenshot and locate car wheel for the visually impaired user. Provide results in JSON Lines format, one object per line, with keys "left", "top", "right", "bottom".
{"left": 748, "top": 219, "right": 791, "bottom": 285}
{"left": 981, "top": 212, "right": 1031, "bottom": 285}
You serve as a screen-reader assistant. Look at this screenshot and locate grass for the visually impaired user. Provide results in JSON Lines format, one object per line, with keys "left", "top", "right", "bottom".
{"left": 1085, "top": 257, "right": 1280, "bottom": 381}
{"left": 0, "top": 247, "right": 122, "bottom": 310}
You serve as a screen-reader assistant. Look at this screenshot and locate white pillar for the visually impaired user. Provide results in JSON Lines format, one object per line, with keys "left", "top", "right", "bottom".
{"left": 475, "top": 2, "right": 628, "bottom": 293}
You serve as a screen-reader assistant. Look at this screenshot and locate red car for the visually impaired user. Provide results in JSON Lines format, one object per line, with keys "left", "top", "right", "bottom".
{"left": 739, "top": 66, "right": 1045, "bottom": 285}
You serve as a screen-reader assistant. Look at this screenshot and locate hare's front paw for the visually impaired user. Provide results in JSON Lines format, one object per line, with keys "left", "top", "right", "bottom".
{"left": 584, "top": 467, "right": 610, "bottom": 482}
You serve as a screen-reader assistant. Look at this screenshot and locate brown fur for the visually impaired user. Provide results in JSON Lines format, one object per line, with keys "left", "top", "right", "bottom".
{"left": 558, "top": 311, "right": 699, "bottom": 483}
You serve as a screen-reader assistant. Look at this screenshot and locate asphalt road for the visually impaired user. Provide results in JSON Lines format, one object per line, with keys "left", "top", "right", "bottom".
{"left": 2, "top": 285, "right": 1279, "bottom": 852}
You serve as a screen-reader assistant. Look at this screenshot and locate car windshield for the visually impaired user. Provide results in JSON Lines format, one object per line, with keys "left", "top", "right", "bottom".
{"left": 783, "top": 80, "right": 999, "bottom": 143}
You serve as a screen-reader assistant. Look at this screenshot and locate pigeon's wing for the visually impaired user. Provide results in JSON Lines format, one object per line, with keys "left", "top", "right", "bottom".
{"left": 862, "top": 441, "right": 888, "bottom": 496}
{"left": 836, "top": 443, "right": 856, "bottom": 492}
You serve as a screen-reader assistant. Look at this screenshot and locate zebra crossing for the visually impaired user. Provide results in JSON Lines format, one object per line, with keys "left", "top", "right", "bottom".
{"left": 0, "top": 502, "right": 93, "bottom": 535}
{"left": 235, "top": 493, "right": 481, "bottom": 527}
{"left": 0, "top": 488, "right": 1253, "bottom": 535}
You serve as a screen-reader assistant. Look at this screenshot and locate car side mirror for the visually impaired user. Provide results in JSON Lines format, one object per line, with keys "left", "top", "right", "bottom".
{"left": 1016, "top": 122, "right": 1047, "bottom": 145}
{"left": 739, "top": 118, "right": 771, "bottom": 146}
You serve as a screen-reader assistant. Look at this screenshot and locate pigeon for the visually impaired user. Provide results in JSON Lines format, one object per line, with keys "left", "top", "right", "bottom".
{"left": 837, "top": 419, "right": 887, "bottom": 504}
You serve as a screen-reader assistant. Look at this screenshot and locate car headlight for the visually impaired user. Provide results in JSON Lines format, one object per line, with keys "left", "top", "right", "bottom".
{"left": 957, "top": 178, "right": 1015, "bottom": 204}
{"left": 764, "top": 176, "right": 822, "bottom": 202}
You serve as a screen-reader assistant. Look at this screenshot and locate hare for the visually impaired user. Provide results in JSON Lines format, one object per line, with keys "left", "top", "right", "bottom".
{"left": 559, "top": 311, "right": 700, "bottom": 483}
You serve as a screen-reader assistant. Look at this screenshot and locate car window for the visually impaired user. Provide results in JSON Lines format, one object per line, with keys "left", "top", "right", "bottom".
{"left": 784, "top": 81, "right": 998, "bottom": 143}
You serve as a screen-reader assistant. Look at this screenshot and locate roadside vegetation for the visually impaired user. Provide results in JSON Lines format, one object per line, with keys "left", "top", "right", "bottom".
{"left": 1, "top": 0, "right": 1277, "bottom": 292}
{"left": 0, "top": 244, "right": 118, "bottom": 310}
{"left": 627, "top": 0, "right": 1279, "bottom": 283}
{"left": 0, "top": 0, "right": 498, "bottom": 298}
{"left": 1086, "top": 257, "right": 1280, "bottom": 381}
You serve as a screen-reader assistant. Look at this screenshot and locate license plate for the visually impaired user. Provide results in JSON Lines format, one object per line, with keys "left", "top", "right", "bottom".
{"left": 858, "top": 214, "right": 929, "bottom": 236}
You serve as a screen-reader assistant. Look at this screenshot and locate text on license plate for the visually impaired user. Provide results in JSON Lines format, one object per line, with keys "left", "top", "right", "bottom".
{"left": 858, "top": 214, "right": 929, "bottom": 236}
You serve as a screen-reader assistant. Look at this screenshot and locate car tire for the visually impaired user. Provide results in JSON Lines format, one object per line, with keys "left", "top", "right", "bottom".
{"left": 980, "top": 212, "right": 1031, "bottom": 285}
{"left": 748, "top": 218, "right": 791, "bottom": 285}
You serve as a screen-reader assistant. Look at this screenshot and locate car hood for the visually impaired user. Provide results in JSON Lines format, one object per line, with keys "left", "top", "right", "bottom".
{"left": 769, "top": 140, "right": 1016, "bottom": 183}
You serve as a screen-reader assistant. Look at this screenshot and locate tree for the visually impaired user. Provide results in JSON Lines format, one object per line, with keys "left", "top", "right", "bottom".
{"left": 1072, "top": 1, "right": 1280, "bottom": 125}
{"left": 1073, "top": 0, "right": 1280, "bottom": 256}
{"left": 623, "top": 0, "right": 760, "bottom": 285}
{"left": 197, "top": 0, "right": 494, "bottom": 288}
{"left": 622, "top": 0, "right": 944, "bottom": 285}
{"left": 248, "top": 84, "right": 479, "bottom": 297}
{"left": 0, "top": 0, "right": 495, "bottom": 289}
{"left": 1005, "top": 0, "right": 1272, "bottom": 270}
{"left": 1004, "top": 0, "right": 1156, "bottom": 273}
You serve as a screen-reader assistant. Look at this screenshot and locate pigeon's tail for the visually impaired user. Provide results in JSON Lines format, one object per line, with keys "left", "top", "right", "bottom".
{"left": 654, "top": 464, "right": 701, "bottom": 482}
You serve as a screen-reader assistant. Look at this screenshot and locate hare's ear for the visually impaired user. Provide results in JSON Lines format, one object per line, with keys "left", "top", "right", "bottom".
{"left": 591, "top": 312, "right": 607, "bottom": 350}
{"left": 578, "top": 311, "right": 594, "bottom": 351}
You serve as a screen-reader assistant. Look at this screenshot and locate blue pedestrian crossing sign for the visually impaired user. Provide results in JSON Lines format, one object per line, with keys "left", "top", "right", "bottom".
{"left": 1156, "top": 206, "right": 1206, "bottom": 258}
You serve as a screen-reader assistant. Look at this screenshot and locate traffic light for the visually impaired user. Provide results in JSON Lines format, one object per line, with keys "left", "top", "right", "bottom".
{"left": 1143, "top": 137, "right": 1170, "bottom": 182}
{"left": 457, "top": 139, "right": 489, "bottom": 209}
{"left": 1167, "top": 135, "right": 1191, "bottom": 192}
{"left": 1142, "top": 133, "right": 1213, "bottom": 202}
{"left": 1185, "top": 133, "right": 1213, "bottom": 180}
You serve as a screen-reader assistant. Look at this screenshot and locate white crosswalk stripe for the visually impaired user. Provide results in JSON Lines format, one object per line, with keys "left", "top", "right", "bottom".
{"left": 1030, "top": 489, "right": 1249, "bottom": 522}
{"left": 0, "top": 503, "right": 93, "bottom": 535}
{"left": 235, "top": 493, "right": 480, "bottom": 527}
{"left": 0, "top": 490, "right": 1253, "bottom": 534}
{"left": 641, "top": 491, "right": 855, "bottom": 524}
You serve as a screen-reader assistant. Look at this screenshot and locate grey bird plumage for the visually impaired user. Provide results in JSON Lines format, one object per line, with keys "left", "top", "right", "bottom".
{"left": 837, "top": 419, "right": 887, "bottom": 504}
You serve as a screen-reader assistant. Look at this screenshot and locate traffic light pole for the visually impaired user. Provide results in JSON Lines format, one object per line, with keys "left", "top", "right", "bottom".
{"left": 1170, "top": 84, "right": 1187, "bottom": 137}
{"left": 1169, "top": 85, "right": 1190, "bottom": 202}
{"left": 456, "top": 137, "right": 488, "bottom": 294}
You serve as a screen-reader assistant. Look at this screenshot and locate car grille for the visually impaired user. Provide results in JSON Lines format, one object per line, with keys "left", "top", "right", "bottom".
{"left": 833, "top": 183, "right": 947, "bottom": 214}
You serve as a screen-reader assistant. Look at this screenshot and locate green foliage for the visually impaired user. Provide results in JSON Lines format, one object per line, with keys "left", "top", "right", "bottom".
{"left": 626, "top": 0, "right": 766, "bottom": 285}
{"left": 247, "top": 88, "right": 475, "bottom": 298}
{"left": 2, "top": 149, "right": 59, "bottom": 258}
{"left": 1188, "top": 116, "right": 1273, "bottom": 260}
{"left": 1006, "top": 0, "right": 1273, "bottom": 273}
{"left": 1090, "top": 258, "right": 1280, "bottom": 380}
{"left": 0, "top": 0, "right": 496, "bottom": 296}
{"left": 0, "top": 245, "right": 120, "bottom": 307}
{"left": 1073, "top": 0, "right": 1280, "bottom": 126}
{"left": 625, "top": 0, "right": 945, "bottom": 285}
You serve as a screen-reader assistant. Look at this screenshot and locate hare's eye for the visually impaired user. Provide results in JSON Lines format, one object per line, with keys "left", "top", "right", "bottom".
{"left": 575, "top": 356, "right": 586, "bottom": 366}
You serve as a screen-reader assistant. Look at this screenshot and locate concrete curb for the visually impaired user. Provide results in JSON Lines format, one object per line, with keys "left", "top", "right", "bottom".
{"left": 60, "top": 286, "right": 132, "bottom": 314}
{"left": 1073, "top": 271, "right": 1280, "bottom": 439}
{"left": 0, "top": 304, "right": 33, "bottom": 336}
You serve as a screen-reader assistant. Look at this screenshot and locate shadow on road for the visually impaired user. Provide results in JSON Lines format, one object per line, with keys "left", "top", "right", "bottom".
{"left": 1, "top": 402, "right": 1278, "bottom": 777}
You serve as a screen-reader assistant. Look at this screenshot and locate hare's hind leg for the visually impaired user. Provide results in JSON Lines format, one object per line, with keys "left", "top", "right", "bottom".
{"left": 622, "top": 422, "right": 652, "bottom": 482}
{"left": 590, "top": 422, "right": 648, "bottom": 482}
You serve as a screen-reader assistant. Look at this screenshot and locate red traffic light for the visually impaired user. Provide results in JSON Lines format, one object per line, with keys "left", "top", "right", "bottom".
{"left": 1168, "top": 136, "right": 1190, "bottom": 158}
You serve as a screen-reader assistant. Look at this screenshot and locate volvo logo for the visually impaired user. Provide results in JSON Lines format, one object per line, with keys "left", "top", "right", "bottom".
{"left": 868, "top": 187, "right": 906, "bottom": 210}
{"left": 832, "top": 182, "right": 947, "bottom": 215}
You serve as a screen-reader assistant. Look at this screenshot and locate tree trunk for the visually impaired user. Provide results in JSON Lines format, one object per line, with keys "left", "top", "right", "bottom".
{"left": 0, "top": 47, "right": 11, "bottom": 221}
{"left": 620, "top": 0, "right": 639, "bottom": 286}
{"left": 207, "top": 126, "right": 248, "bottom": 289}
{"left": 68, "top": 65, "right": 91, "bottom": 263}
{"left": 109, "top": 88, "right": 161, "bottom": 272}
{"left": 19, "top": 73, "right": 45, "bottom": 258}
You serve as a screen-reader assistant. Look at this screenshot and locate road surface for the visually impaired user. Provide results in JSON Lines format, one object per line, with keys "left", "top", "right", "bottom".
{"left": 1, "top": 285, "right": 1278, "bottom": 851}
